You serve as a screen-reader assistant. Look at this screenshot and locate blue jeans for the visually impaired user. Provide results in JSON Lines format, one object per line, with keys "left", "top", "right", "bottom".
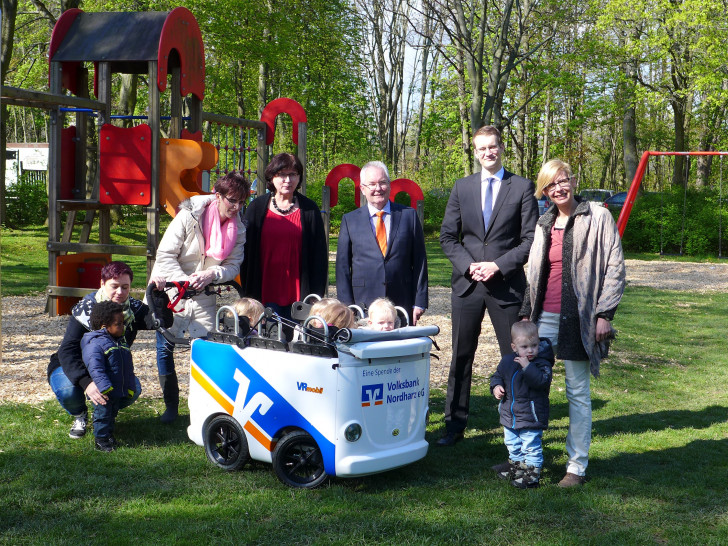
{"left": 538, "top": 311, "right": 591, "bottom": 476}
{"left": 48, "top": 366, "right": 141, "bottom": 416}
{"left": 92, "top": 398, "right": 121, "bottom": 438}
{"left": 503, "top": 426, "right": 543, "bottom": 468}
{"left": 156, "top": 331, "right": 176, "bottom": 376}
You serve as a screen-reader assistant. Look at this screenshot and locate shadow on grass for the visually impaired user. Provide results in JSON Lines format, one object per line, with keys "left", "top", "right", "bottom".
{"left": 0, "top": 264, "right": 51, "bottom": 295}
{"left": 114, "top": 414, "right": 192, "bottom": 448}
{"left": 599, "top": 438, "right": 728, "bottom": 487}
{"left": 593, "top": 404, "right": 728, "bottom": 436}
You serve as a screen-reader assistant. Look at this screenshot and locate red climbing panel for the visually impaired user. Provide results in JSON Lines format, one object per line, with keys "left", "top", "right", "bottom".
{"left": 55, "top": 253, "right": 111, "bottom": 316}
{"left": 261, "top": 98, "right": 307, "bottom": 145}
{"left": 325, "top": 163, "right": 361, "bottom": 207}
{"left": 99, "top": 123, "right": 152, "bottom": 205}
{"left": 390, "top": 178, "right": 424, "bottom": 209}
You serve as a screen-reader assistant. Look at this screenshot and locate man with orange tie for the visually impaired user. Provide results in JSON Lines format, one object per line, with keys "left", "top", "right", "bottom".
{"left": 336, "top": 161, "right": 428, "bottom": 325}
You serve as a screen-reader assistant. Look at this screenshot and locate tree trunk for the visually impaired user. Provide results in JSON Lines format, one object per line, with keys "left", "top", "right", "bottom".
{"left": 1, "top": 0, "right": 20, "bottom": 225}
{"left": 119, "top": 74, "right": 138, "bottom": 129}
{"left": 671, "top": 97, "right": 687, "bottom": 187}
{"left": 541, "top": 89, "right": 551, "bottom": 166}
{"left": 622, "top": 103, "right": 638, "bottom": 185}
{"left": 413, "top": 14, "right": 439, "bottom": 171}
{"left": 452, "top": 0, "right": 485, "bottom": 131}
{"left": 455, "top": 49, "right": 471, "bottom": 176}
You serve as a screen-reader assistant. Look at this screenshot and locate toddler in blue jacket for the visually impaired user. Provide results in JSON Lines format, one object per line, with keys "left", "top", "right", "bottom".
{"left": 490, "top": 321, "right": 554, "bottom": 488}
{"left": 81, "top": 301, "right": 140, "bottom": 452}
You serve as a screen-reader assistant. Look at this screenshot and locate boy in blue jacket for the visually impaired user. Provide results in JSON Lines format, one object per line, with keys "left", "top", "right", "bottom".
{"left": 490, "top": 321, "right": 554, "bottom": 488}
{"left": 81, "top": 301, "right": 140, "bottom": 452}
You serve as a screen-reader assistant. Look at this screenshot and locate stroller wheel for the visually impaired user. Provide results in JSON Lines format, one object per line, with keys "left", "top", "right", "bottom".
{"left": 272, "top": 430, "right": 328, "bottom": 488}
{"left": 203, "top": 414, "right": 249, "bottom": 471}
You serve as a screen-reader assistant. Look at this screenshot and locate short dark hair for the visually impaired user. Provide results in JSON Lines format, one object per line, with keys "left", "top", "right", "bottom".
{"left": 213, "top": 171, "right": 251, "bottom": 202}
{"left": 101, "top": 261, "right": 133, "bottom": 283}
{"left": 264, "top": 153, "right": 303, "bottom": 192}
{"left": 472, "top": 125, "right": 503, "bottom": 146}
{"left": 90, "top": 301, "right": 124, "bottom": 331}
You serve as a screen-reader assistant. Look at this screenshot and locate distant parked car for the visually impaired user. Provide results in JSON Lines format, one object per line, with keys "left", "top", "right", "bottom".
{"left": 537, "top": 196, "right": 551, "bottom": 215}
{"left": 579, "top": 188, "right": 614, "bottom": 203}
{"left": 604, "top": 191, "right": 628, "bottom": 212}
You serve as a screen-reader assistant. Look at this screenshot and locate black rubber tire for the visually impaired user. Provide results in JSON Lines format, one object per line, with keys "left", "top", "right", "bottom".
{"left": 272, "top": 430, "right": 328, "bottom": 488}
{"left": 203, "top": 414, "right": 249, "bottom": 471}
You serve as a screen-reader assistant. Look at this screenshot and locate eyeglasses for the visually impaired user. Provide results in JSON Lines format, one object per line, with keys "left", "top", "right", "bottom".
{"left": 223, "top": 195, "right": 246, "bottom": 208}
{"left": 360, "top": 180, "right": 389, "bottom": 190}
{"left": 474, "top": 145, "right": 501, "bottom": 156}
{"left": 544, "top": 176, "right": 574, "bottom": 193}
{"left": 274, "top": 171, "right": 300, "bottom": 180}
{"left": 361, "top": 180, "right": 390, "bottom": 190}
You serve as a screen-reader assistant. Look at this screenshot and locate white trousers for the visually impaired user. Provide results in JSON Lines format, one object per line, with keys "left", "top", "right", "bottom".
{"left": 538, "top": 311, "right": 591, "bottom": 476}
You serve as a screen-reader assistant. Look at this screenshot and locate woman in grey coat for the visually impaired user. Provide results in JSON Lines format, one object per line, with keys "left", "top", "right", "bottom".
{"left": 520, "top": 159, "right": 626, "bottom": 487}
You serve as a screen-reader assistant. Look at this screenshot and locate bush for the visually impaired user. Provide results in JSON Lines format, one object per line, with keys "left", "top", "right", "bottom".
{"left": 5, "top": 172, "right": 48, "bottom": 228}
{"left": 621, "top": 187, "right": 728, "bottom": 256}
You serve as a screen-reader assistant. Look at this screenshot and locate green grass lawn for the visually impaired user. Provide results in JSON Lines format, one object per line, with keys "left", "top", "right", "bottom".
{"left": 2, "top": 221, "right": 709, "bottom": 296}
{"left": 1, "top": 224, "right": 452, "bottom": 294}
{"left": 1, "top": 285, "right": 727, "bottom": 543}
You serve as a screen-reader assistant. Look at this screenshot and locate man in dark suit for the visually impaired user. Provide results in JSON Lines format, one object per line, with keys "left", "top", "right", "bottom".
{"left": 336, "top": 161, "right": 428, "bottom": 325}
{"left": 438, "top": 126, "right": 538, "bottom": 446}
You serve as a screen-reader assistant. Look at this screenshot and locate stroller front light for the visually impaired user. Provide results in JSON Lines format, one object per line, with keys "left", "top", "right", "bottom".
{"left": 344, "top": 423, "right": 362, "bottom": 442}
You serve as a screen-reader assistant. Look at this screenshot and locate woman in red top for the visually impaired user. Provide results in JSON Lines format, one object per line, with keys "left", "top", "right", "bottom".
{"left": 242, "top": 153, "right": 328, "bottom": 328}
{"left": 519, "top": 159, "right": 625, "bottom": 487}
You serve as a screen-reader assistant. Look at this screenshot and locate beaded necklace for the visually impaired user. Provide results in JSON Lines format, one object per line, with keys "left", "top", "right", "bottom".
{"left": 272, "top": 195, "right": 296, "bottom": 215}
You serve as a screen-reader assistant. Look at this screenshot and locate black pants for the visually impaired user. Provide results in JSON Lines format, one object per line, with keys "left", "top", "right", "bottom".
{"left": 444, "top": 282, "right": 520, "bottom": 433}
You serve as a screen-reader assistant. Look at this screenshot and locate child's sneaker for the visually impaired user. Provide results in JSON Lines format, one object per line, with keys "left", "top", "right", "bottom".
{"left": 492, "top": 459, "right": 518, "bottom": 480}
{"left": 511, "top": 464, "right": 541, "bottom": 489}
{"left": 69, "top": 412, "right": 88, "bottom": 439}
{"left": 94, "top": 436, "right": 117, "bottom": 452}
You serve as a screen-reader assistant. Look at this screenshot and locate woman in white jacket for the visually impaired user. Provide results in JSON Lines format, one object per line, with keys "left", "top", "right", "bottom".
{"left": 150, "top": 172, "right": 249, "bottom": 422}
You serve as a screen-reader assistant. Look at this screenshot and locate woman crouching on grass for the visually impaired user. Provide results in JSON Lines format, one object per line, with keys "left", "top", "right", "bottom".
{"left": 47, "top": 261, "right": 166, "bottom": 440}
{"left": 519, "top": 159, "right": 626, "bottom": 487}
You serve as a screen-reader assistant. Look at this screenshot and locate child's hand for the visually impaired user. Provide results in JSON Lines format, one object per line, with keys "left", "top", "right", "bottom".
{"left": 514, "top": 356, "right": 530, "bottom": 369}
{"left": 493, "top": 385, "right": 505, "bottom": 399}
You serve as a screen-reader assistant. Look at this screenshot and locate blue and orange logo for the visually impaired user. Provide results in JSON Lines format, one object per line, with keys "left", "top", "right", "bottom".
{"left": 361, "top": 384, "right": 384, "bottom": 407}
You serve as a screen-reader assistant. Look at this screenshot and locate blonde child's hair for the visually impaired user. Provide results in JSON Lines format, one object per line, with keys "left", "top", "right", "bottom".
{"left": 308, "top": 298, "right": 340, "bottom": 318}
{"left": 510, "top": 321, "right": 539, "bottom": 343}
{"left": 367, "top": 298, "right": 397, "bottom": 325}
{"left": 309, "top": 299, "right": 355, "bottom": 329}
{"left": 233, "top": 297, "right": 265, "bottom": 327}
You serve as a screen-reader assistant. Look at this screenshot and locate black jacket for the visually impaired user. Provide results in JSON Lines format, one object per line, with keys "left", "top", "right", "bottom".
{"left": 241, "top": 191, "right": 328, "bottom": 302}
{"left": 490, "top": 338, "right": 554, "bottom": 430}
{"left": 439, "top": 170, "right": 538, "bottom": 304}
{"left": 47, "top": 293, "right": 151, "bottom": 390}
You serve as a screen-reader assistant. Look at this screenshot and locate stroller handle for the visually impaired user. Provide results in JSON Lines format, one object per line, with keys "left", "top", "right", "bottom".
{"left": 145, "top": 279, "right": 245, "bottom": 347}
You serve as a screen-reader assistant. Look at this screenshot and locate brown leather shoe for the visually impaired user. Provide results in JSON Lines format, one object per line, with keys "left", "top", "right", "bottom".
{"left": 558, "top": 472, "right": 586, "bottom": 488}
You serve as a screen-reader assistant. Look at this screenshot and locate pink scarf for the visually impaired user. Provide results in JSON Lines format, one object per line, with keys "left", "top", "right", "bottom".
{"left": 203, "top": 199, "right": 238, "bottom": 261}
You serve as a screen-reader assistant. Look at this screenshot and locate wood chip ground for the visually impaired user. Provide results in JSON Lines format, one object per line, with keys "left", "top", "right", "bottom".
{"left": 2, "top": 259, "right": 727, "bottom": 405}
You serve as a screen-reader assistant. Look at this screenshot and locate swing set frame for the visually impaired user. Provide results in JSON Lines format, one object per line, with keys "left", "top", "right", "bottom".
{"left": 617, "top": 151, "right": 728, "bottom": 257}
